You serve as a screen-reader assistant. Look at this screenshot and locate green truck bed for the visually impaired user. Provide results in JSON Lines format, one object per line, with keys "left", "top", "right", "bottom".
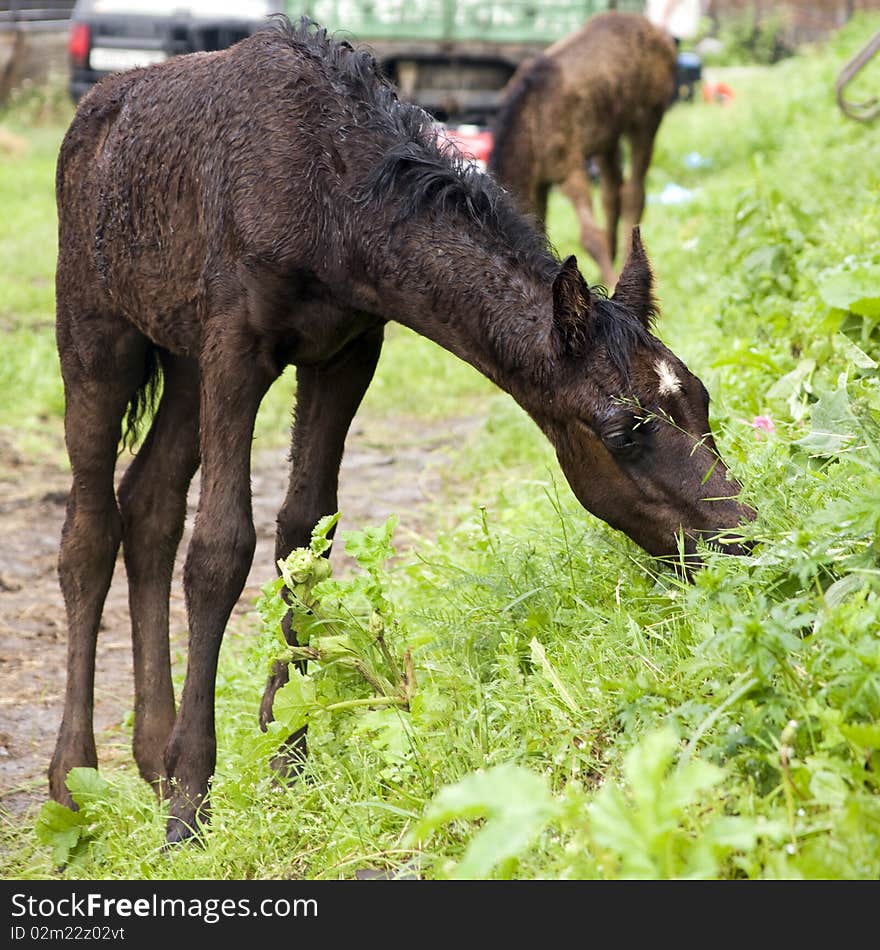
{"left": 297, "top": 1, "right": 645, "bottom": 123}
{"left": 301, "top": 1, "right": 643, "bottom": 45}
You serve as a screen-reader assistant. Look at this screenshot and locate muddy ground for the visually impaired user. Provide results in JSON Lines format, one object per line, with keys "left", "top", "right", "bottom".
{"left": 0, "top": 413, "right": 481, "bottom": 820}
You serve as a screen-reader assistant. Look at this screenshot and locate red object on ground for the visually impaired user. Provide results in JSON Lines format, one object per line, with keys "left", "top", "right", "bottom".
{"left": 702, "top": 81, "right": 735, "bottom": 105}
{"left": 435, "top": 124, "right": 494, "bottom": 170}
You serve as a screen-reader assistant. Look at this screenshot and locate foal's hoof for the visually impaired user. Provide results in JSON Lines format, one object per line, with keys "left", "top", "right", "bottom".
{"left": 269, "top": 727, "right": 309, "bottom": 786}
{"left": 269, "top": 751, "right": 307, "bottom": 784}
{"left": 163, "top": 781, "right": 210, "bottom": 848}
{"left": 163, "top": 815, "right": 206, "bottom": 849}
{"left": 48, "top": 742, "right": 98, "bottom": 809}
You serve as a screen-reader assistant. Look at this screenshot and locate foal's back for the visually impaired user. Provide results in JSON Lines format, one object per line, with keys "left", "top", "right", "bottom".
{"left": 55, "top": 27, "right": 394, "bottom": 357}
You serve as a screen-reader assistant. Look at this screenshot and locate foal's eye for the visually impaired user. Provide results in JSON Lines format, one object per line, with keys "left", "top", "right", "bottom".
{"left": 602, "top": 429, "right": 637, "bottom": 453}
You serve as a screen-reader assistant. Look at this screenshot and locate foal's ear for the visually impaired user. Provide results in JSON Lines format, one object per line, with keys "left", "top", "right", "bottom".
{"left": 612, "top": 227, "right": 657, "bottom": 329}
{"left": 552, "top": 255, "right": 593, "bottom": 351}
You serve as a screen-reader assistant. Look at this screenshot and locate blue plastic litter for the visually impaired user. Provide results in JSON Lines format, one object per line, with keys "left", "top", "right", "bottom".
{"left": 655, "top": 183, "right": 695, "bottom": 205}
{"left": 684, "top": 151, "right": 713, "bottom": 169}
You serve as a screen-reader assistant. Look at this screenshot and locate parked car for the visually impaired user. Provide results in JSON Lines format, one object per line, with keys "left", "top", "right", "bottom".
{"left": 66, "top": 1, "right": 645, "bottom": 123}
{"left": 67, "top": 0, "right": 280, "bottom": 101}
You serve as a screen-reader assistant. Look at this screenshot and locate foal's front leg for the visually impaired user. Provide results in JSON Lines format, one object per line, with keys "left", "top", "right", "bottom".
{"left": 595, "top": 143, "right": 623, "bottom": 266}
{"left": 260, "top": 328, "right": 385, "bottom": 775}
{"left": 163, "top": 344, "right": 274, "bottom": 845}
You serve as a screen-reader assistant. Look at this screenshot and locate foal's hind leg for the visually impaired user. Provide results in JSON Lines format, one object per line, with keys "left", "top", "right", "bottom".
{"left": 163, "top": 339, "right": 275, "bottom": 844}
{"left": 559, "top": 164, "right": 616, "bottom": 288}
{"left": 117, "top": 352, "right": 200, "bottom": 792}
{"left": 49, "top": 320, "right": 148, "bottom": 808}
{"left": 259, "top": 328, "right": 385, "bottom": 776}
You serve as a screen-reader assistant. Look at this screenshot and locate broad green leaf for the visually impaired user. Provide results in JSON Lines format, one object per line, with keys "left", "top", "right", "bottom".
{"left": 589, "top": 786, "right": 659, "bottom": 878}
{"left": 65, "top": 767, "right": 110, "bottom": 808}
{"left": 411, "top": 763, "right": 558, "bottom": 879}
{"left": 639, "top": 735, "right": 723, "bottom": 816}
{"left": 665, "top": 759, "right": 725, "bottom": 811}
{"left": 794, "top": 376, "right": 859, "bottom": 456}
{"left": 841, "top": 723, "right": 880, "bottom": 749}
{"left": 272, "top": 669, "right": 317, "bottom": 734}
{"left": 452, "top": 815, "right": 545, "bottom": 880}
{"left": 622, "top": 727, "right": 680, "bottom": 810}
{"left": 354, "top": 708, "right": 410, "bottom": 760}
{"left": 832, "top": 333, "right": 877, "bottom": 369}
{"left": 256, "top": 575, "right": 289, "bottom": 644}
{"left": 588, "top": 729, "right": 726, "bottom": 878}
{"left": 414, "top": 763, "right": 555, "bottom": 832}
{"left": 35, "top": 801, "right": 84, "bottom": 866}
{"left": 310, "top": 512, "right": 341, "bottom": 555}
{"left": 817, "top": 264, "right": 880, "bottom": 318}
{"left": 809, "top": 769, "right": 849, "bottom": 807}
{"left": 766, "top": 358, "right": 815, "bottom": 401}
{"left": 704, "top": 815, "right": 788, "bottom": 851}
{"left": 342, "top": 515, "right": 398, "bottom": 571}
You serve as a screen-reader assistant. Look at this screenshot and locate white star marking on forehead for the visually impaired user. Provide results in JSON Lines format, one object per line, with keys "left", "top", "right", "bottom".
{"left": 655, "top": 359, "right": 682, "bottom": 396}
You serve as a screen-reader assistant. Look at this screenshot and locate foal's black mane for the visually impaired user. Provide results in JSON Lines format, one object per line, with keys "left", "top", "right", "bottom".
{"left": 590, "top": 291, "right": 657, "bottom": 380}
{"left": 272, "top": 16, "right": 560, "bottom": 282}
{"left": 270, "top": 17, "right": 653, "bottom": 375}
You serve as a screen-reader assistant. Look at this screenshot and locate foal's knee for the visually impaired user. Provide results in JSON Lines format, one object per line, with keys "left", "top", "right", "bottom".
{"left": 58, "top": 499, "right": 122, "bottom": 595}
{"left": 119, "top": 482, "right": 188, "bottom": 573}
{"left": 117, "top": 474, "right": 151, "bottom": 534}
{"left": 184, "top": 516, "right": 257, "bottom": 613}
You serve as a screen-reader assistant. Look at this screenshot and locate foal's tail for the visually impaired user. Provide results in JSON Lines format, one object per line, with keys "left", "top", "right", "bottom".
{"left": 121, "top": 344, "right": 163, "bottom": 453}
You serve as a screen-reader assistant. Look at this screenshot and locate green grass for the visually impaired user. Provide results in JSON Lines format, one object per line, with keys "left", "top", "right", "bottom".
{"left": 2, "top": 13, "right": 880, "bottom": 879}
{"left": 0, "top": 109, "right": 70, "bottom": 447}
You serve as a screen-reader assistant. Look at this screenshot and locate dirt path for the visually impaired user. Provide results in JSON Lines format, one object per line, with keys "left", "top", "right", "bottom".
{"left": 0, "top": 413, "right": 481, "bottom": 819}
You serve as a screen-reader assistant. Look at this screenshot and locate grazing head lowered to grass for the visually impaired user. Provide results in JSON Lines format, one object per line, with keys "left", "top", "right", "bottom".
{"left": 541, "top": 234, "right": 754, "bottom": 562}
{"left": 50, "top": 16, "right": 754, "bottom": 847}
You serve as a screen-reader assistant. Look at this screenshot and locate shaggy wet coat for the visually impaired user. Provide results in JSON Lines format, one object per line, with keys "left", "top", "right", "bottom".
{"left": 51, "top": 17, "right": 751, "bottom": 844}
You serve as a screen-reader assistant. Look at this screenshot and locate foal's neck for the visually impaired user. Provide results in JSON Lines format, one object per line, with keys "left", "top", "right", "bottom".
{"left": 376, "top": 221, "right": 557, "bottom": 412}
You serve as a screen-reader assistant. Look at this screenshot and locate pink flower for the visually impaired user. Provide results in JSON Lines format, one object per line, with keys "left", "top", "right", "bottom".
{"left": 751, "top": 415, "right": 776, "bottom": 439}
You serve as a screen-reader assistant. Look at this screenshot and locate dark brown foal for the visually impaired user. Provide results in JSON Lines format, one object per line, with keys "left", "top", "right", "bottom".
{"left": 51, "top": 18, "right": 752, "bottom": 845}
